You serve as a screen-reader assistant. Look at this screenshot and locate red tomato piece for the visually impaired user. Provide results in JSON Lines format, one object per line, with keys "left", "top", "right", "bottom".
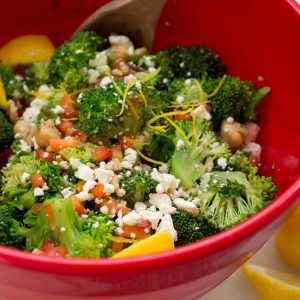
{"left": 36, "top": 149, "right": 53, "bottom": 162}
{"left": 92, "top": 145, "right": 111, "bottom": 161}
{"left": 110, "top": 145, "right": 123, "bottom": 160}
{"left": 49, "top": 137, "right": 81, "bottom": 152}
{"left": 30, "top": 174, "right": 45, "bottom": 188}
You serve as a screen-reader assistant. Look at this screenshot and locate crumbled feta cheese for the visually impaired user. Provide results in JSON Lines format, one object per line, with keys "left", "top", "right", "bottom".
{"left": 217, "top": 157, "right": 228, "bottom": 169}
{"left": 144, "top": 55, "right": 155, "bottom": 68}
{"left": 60, "top": 227, "right": 66, "bottom": 232}
{"left": 122, "top": 210, "right": 141, "bottom": 226}
{"left": 176, "top": 95, "right": 184, "bottom": 103}
{"left": 155, "top": 184, "right": 165, "bottom": 194}
{"left": 103, "top": 183, "right": 115, "bottom": 195}
{"left": 94, "top": 168, "right": 114, "bottom": 184}
{"left": 76, "top": 191, "right": 93, "bottom": 201}
{"left": 185, "top": 79, "right": 192, "bottom": 86}
{"left": 59, "top": 161, "right": 69, "bottom": 170}
{"left": 55, "top": 118, "right": 61, "bottom": 125}
{"left": 22, "top": 99, "right": 47, "bottom": 122}
{"left": 70, "top": 158, "right": 81, "bottom": 169}
{"left": 115, "top": 227, "right": 124, "bottom": 235}
{"left": 19, "top": 139, "right": 31, "bottom": 152}
{"left": 99, "top": 76, "right": 112, "bottom": 88}
{"left": 89, "top": 51, "right": 108, "bottom": 68}
{"left": 116, "top": 188, "right": 126, "bottom": 197}
{"left": 33, "top": 187, "right": 44, "bottom": 197}
{"left": 176, "top": 139, "right": 185, "bottom": 149}
{"left": 193, "top": 105, "right": 212, "bottom": 120}
{"left": 134, "top": 202, "right": 147, "bottom": 213}
{"left": 150, "top": 169, "right": 179, "bottom": 194}
{"left": 156, "top": 214, "right": 177, "bottom": 240}
{"left": 92, "top": 221, "right": 99, "bottom": 229}
{"left": 120, "top": 161, "right": 133, "bottom": 169}
{"left": 124, "top": 74, "right": 137, "bottom": 84}
{"left": 83, "top": 180, "right": 97, "bottom": 192}
{"left": 100, "top": 206, "right": 109, "bottom": 214}
{"left": 61, "top": 187, "right": 75, "bottom": 199}
{"left": 75, "top": 164, "right": 94, "bottom": 181}
{"left": 135, "top": 81, "right": 142, "bottom": 89}
{"left": 21, "top": 172, "right": 30, "bottom": 185}
{"left": 52, "top": 105, "right": 65, "bottom": 114}
{"left": 173, "top": 198, "right": 199, "bottom": 217}
{"left": 139, "top": 209, "right": 163, "bottom": 229}
{"left": 149, "top": 193, "right": 176, "bottom": 214}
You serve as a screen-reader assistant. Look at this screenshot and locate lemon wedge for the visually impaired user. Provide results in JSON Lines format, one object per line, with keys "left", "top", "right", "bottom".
{"left": 243, "top": 263, "right": 300, "bottom": 300}
{"left": 112, "top": 230, "right": 175, "bottom": 258}
{"left": 275, "top": 205, "right": 300, "bottom": 271}
{"left": 0, "top": 79, "right": 8, "bottom": 110}
{"left": 0, "top": 34, "right": 55, "bottom": 65}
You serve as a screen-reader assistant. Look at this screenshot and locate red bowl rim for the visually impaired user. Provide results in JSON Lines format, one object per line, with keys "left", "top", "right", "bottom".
{"left": 0, "top": 0, "right": 300, "bottom": 276}
{"left": 0, "top": 177, "right": 299, "bottom": 274}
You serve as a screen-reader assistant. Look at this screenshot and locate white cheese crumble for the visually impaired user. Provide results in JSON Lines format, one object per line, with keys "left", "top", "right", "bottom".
{"left": 21, "top": 172, "right": 30, "bottom": 185}
{"left": 83, "top": 180, "right": 97, "bottom": 192}
{"left": 176, "top": 95, "right": 184, "bottom": 103}
{"left": 176, "top": 139, "right": 185, "bottom": 150}
{"left": 173, "top": 198, "right": 199, "bottom": 217}
{"left": 103, "top": 183, "right": 115, "bottom": 195}
{"left": 123, "top": 148, "right": 137, "bottom": 165}
{"left": 61, "top": 187, "right": 75, "bottom": 199}
{"left": 149, "top": 193, "right": 176, "bottom": 215}
{"left": 122, "top": 210, "right": 141, "bottom": 226}
{"left": 76, "top": 191, "right": 93, "bottom": 201}
{"left": 33, "top": 187, "right": 44, "bottom": 197}
{"left": 70, "top": 158, "right": 81, "bottom": 169}
{"left": 217, "top": 157, "right": 228, "bottom": 169}
{"left": 156, "top": 214, "right": 177, "bottom": 241}
{"left": 75, "top": 164, "right": 95, "bottom": 181}
{"left": 52, "top": 105, "right": 65, "bottom": 114}
{"left": 94, "top": 168, "right": 114, "bottom": 184}
{"left": 134, "top": 202, "right": 147, "bottom": 213}
{"left": 19, "top": 139, "right": 31, "bottom": 152}
{"left": 99, "top": 76, "right": 112, "bottom": 88}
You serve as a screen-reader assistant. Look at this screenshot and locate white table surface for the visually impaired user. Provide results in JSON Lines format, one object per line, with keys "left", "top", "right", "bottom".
{"left": 200, "top": 237, "right": 300, "bottom": 300}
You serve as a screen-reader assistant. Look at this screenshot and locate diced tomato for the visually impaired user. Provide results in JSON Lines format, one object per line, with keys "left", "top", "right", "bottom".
{"left": 59, "top": 96, "right": 80, "bottom": 119}
{"left": 44, "top": 204, "right": 55, "bottom": 230}
{"left": 110, "top": 145, "right": 123, "bottom": 160}
{"left": 74, "top": 180, "right": 85, "bottom": 192}
{"left": 69, "top": 195, "right": 85, "bottom": 215}
{"left": 173, "top": 111, "right": 192, "bottom": 121}
{"left": 119, "top": 136, "right": 136, "bottom": 149}
{"left": 66, "top": 128, "right": 88, "bottom": 143}
{"left": 115, "top": 205, "right": 129, "bottom": 216}
{"left": 60, "top": 96, "right": 74, "bottom": 108}
{"left": 119, "top": 224, "right": 151, "bottom": 240}
{"left": 32, "top": 203, "right": 43, "bottom": 214}
{"left": 30, "top": 174, "right": 45, "bottom": 188}
{"left": 137, "top": 219, "right": 151, "bottom": 229}
{"left": 96, "top": 198, "right": 117, "bottom": 215}
{"left": 56, "top": 120, "right": 74, "bottom": 135}
{"left": 36, "top": 149, "right": 53, "bottom": 162}
{"left": 111, "top": 241, "right": 124, "bottom": 253}
{"left": 49, "top": 137, "right": 81, "bottom": 152}
{"left": 90, "top": 183, "right": 106, "bottom": 199}
{"left": 92, "top": 145, "right": 111, "bottom": 161}
{"left": 38, "top": 241, "right": 67, "bottom": 258}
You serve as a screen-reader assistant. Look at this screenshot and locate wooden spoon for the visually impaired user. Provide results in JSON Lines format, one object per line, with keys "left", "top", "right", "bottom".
{"left": 75, "top": 0, "right": 167, "bottom": 50}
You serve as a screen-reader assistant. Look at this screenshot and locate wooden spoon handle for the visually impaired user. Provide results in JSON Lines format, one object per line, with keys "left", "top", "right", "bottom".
{"left": 76, "top": 0, "right": 167, "bottom": 49}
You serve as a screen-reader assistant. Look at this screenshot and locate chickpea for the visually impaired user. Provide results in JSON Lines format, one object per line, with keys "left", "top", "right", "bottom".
{"left": 13, "top": 120, "right": 37, "bottom": 146}
{"left": 111, "top": 68, "right": 123, "bottom": 77}
{"left": 110, "top": 44, "right": 129, "bottom": 61}
{"left": 8, "top": 100, "right": 18, "bottom": 123}
{"left": 135, "top": 47, "right": 147, "bottom": 57}
{"left": 220, "top": 120, "right": 246, "bottom": 148}
{"left": 35, "top": 120, "right": 61, "bottom": 147}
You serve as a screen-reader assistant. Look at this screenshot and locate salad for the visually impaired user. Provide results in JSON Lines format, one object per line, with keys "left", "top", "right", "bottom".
{"left": 0, "top": 32, "right": 277, "bottom": 258}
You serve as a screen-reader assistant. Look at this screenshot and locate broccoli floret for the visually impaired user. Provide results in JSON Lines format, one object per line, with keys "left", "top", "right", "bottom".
{"left": 0, "top": 202, "right": 25, "bottom": 248}
{"left": 203, "top": 76, "right": 270, "bottom": 129}
{"left": 169, "top": 119, "right": 230, "bottom": 189}
{"left": 119, "top": 169, "right": 157, "bottom": 207}
{"left": 227, "top": 150, "right": 253, "bottom": 174}
{"left": 23, "top": 198, "right": 115, "bottom": 257}
{"left": 168, "top": 78, "right": 204, "bottom": 103}
{"left": 0, "top": 63, "right": 25, "bottom": 98}
{"left": 25, "top": 62, "right": 50, "bottom": 89}
{"left": 154, "top": 45, "right": 226, "bottom": 89}
{"left": 172, "top": 209, "right": 219, "bottom": 246}
{"left": 61, "top": 144, "right": 96, "bottom": 163}
{"left": 77, "top": 85, "right": 144, "bottom": 139}
{"left": 48, "top": 31, "right": 105, "bottom": 91}
{"left": 195, "top": 170, "right": 277, "bottom": 230}
{"left": 0, "top": 110, "right": 14, "bottom": 147}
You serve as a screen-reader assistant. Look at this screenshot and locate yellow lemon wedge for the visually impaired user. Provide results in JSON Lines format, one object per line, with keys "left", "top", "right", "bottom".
{"left": 0, "top": 79, "right": 8, "bottom": 110}
{"left": 112, "top": 230, "right": 175, "bottom": 258}
{"left": 275, "top": 204, "right": 300, "bottom": 271}
{"left": 0, "top": 34, "right": 55, "bottom": 65}
{"left": 242, "top": 264, "right": 300, "bottom": 300}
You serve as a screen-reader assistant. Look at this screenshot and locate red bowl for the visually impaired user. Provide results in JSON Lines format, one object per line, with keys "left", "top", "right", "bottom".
{"left": 0, "top": 0, "right": 300, "bottom": 299}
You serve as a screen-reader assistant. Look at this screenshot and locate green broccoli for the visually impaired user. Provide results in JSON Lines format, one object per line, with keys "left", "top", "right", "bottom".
{"left": 23, "top": 198, "right": 115, "bottom": 258}
{"left": 0, "top": 63, "right": 25, "bottom": 98}
{"left": 202, "top": 76, "right": 270, "bottom": 129}
{"left": 169, "top": 119, "right": 230, "bottom": 189}
{"left": 0, "top": 202, "right": 25, "bottom": 248}
{"left": 61, "top": 144, "right": 96, "bottom": 163}
{"left": 48, "top": 31, "right": 105, "bottom": 91}
{"left": 77, "top": 85, "right": 144, "bottom": 139}
{"left": 119, "top": 169, "right": 157, "bottom": 207}
{"left": 0, "top": 110, "right": 14, "bottom": 147}
{"left": 25, "top": 62, "right": 50, "bottom": 89}
{"left": 227, "top": 150, "right": 253, "bottom": 174}
{"left": 167, "top": 78, "right": 204, "bottom": 103}
{"left": 172, "top": 209, "right": 219, "bottom": 246}
{"left": 153, "top": 45, "right": 226, "bottom": 89}
{"left": 195, "top": 170, "right": 277, "bottom": 230}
